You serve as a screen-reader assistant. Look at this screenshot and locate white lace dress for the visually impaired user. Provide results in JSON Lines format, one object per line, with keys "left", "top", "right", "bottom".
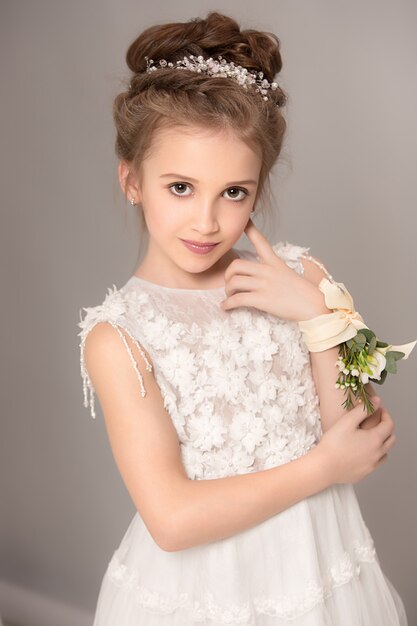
{"left": 78, "top": 241, "right": 408, "bottom": 625}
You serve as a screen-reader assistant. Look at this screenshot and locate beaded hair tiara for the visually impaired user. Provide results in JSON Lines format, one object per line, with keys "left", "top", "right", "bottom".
{"left": 140, "top": 54, "right": 280, "bottom": 103}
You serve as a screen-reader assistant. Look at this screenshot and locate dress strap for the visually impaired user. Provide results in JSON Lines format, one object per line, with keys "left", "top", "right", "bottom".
{"left": 298, "top": 252, "right": 337, "bottom": 285}
{"left": 79, "top": 317, "right": 153, "bottom": 419}
{"left": 271, "top": 241, "right": 338, "bottom": 287}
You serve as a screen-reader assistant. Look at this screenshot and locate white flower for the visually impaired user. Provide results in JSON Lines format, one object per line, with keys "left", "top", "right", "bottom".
{"left": 243, "top": 394, "right": 262, "bottom": 414}
{"left": 280, "top": 338, "right": 309, "bottom": 375}
{"left": 124, "top": 289, "right": 151, "bottom": 317}
{"left": 272, "top": 321, "right": 296, "bottom": 343}
{"left": 203, "top": 318, "right": 227, "bottom": 345}
{"left": 187, "top": 408, "right": 227, "bottom": 451}
{"left": 180, "top": 444, "right": 205, "bottom": 479}
{"left": 256, "top": 433, "right": 288, "bottom": 468}
{"left": 230, "top": 411, "right": 267, "bottom": 453}
{"left": 204, "top": 445, "right": 254, "bottom": 478}
{"left": 158, "top": 345, "right": 197, "bottom": 391}
{"left": 272, "top": 241, "right": 310, "bottom": 264}
{"left": 178, "top": 393, "right": 198, "bottom": 417}
{"left": 366, "top": 348, "right": 387, "bottom": 381}
{"left": 201, "top": 345, "right": 225, "bottom": 370}
{"left": 262, "top": 404, "right": 285, "bottom": 428}
{"left": 256, "top": 377, "right": 278, "bottom": 404}
{"left": 276, "top": 375, "right": 306, "bottom": 414}
{"left": 229, "top": 308, "right": 253, "bottom": 328}
{"left": 78, "top": 285, "right": 125, "bottom": 335}
{"left": 144, "top": 316, "right": 185, "bottom": 350}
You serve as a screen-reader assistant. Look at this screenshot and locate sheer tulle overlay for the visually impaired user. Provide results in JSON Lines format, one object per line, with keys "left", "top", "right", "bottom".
{"left": 78, "top": 242, "right": 408, "bottom": 625}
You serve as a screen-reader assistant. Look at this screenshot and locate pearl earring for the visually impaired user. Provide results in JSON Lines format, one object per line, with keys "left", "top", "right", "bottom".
{"left": 130, "top": 198, "right": 135, "bottom": 206}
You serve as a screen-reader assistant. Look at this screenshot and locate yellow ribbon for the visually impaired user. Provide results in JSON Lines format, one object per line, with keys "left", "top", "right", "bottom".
{"left": 298, "top": 278, "right": 417, "bottom": 356}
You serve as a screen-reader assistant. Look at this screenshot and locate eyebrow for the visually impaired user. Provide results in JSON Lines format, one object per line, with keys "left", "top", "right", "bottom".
{"left": 159, "top": 173, "right": 258, "bottom": 186}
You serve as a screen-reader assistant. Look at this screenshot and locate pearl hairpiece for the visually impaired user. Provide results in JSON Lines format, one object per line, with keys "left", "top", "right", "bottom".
{"left": 140, "top": 54, "right": 280, "bottom": 103}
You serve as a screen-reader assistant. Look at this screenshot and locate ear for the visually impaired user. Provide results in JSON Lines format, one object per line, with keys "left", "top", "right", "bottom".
{"left": 118, "top": 160, "right": 142, "bottom": 204}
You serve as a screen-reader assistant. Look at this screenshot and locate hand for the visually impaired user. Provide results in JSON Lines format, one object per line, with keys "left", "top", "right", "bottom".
{"left": 359, "top": 404, "right": 383, "bottom": 429}
{"left": 221, "top": 219, "right": 329, "bottom": 322}
{"left": 316, "top": 396, "right": 396, "bottom": 484}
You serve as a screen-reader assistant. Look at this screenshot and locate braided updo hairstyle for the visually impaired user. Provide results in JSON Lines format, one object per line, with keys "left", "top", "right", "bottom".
{"left": 113, "top": 11, "right": 288, "bottom": 235}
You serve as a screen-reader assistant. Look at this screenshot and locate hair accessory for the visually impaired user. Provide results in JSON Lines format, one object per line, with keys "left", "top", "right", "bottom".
{"left": 141, "top": 54, "right": 281, "bottom": 103}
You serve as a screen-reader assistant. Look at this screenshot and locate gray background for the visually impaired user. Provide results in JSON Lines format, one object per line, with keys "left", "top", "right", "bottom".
{"left": 1, "top": 0, "right": 416, "bottom": 622}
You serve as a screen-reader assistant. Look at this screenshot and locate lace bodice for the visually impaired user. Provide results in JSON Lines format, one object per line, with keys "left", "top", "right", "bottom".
{"left": 78, "top": 241, "right": 324, "bottom": 480}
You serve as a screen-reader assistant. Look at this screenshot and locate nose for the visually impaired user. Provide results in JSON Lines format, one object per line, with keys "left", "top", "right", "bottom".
{"left": 191, "top": 197, "right": 220, "bottom": 234}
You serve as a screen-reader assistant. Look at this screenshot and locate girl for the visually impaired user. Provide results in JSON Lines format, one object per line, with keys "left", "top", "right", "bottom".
{"left": 78, "top": 11, "right": 408, "bottom": 625}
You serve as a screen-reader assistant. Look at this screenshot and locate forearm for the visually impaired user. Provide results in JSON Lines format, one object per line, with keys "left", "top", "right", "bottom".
{"left": 309, "top": 346, "right": 360, "bottom": 431}
{"left": 308, "top": 335, "right": 379, "bottom": 432}
{"left": 165, "top": 446, "right": 331, "bottom": 552}
{"left": 300, "top": 288, "right": 366, "bottom": 431}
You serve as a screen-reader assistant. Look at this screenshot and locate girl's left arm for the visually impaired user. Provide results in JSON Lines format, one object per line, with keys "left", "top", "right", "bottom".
{"left": 300, "top": 255, "right": 381, "bottom": 433}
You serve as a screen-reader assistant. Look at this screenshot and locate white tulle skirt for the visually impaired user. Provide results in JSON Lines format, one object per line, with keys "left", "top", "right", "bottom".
{"left": 93, "top": 482, "right": 408, "bottom": 625}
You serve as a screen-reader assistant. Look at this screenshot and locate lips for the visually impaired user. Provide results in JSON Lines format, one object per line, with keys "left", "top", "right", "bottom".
{"left": 182, "top": 239, "right": 219, "bottom": 246}
{"left": 180, "top": 239, "right": 219, "bottom": 255}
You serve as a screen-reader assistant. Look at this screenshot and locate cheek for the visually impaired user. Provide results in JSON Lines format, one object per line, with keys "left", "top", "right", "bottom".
{"left": 222, "top": 209, "right": 252, "bottom": 236}
{"left": 142, "top": 195, "right": 181, "bottom": 232}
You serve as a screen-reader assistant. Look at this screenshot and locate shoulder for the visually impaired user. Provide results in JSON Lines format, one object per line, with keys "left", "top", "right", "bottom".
{"left": 77, "top": 283, "right": 154, "bottom": 418}
{"left": 82, "top": 321, "right": 154, "bottom": 395}
{"left": 78, "top": 282, "right": 154, "bottom": 366}
{"left": 78, "top": 284, "right": 127, "bottom": 338}
{"left": 77, "top": 281, "right": 152, "bottom": 340}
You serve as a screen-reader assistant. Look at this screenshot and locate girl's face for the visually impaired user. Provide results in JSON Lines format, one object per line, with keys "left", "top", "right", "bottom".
{"left": 121, "top": 124, "right": 262, "bottom": 287}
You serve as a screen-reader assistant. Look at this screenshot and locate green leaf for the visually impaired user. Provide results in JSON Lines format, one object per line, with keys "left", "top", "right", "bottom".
{"left": 360, "top": 329, "right": 376, "bottom": 342}
{"left": 376, "top": 340, "right": 389, "bottom": 348}
{"left": 354, "top": 333, "right": 367, "bottom": 347}
{"left": 368, "top": 336, "right": 377, "bottom": 355}
{"left": 385, "top": 359, "right": 397, "bottom": 374}
{"left": 386, "top": 350, "right": 405, "bottom": 361}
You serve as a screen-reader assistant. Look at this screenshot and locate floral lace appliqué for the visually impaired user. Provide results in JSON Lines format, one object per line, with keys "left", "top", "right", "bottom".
{"left": 78, "top": 241, "right": 323, "bottom": 476}
{"left": 105, "top": 539, "right": 377, "bottom": 623}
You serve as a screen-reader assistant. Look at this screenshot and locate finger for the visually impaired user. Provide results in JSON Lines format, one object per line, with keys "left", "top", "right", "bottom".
{"left": 382, "top": 432, "right": 396, "bottom": 451}
{"left": 243, "top": 220, "right": 281, "bottom": 265}
{"left": 376, "top": 409, "right": 394, "bottom": 442}
{"left": 224, "top": 258, "right": 265, "bottom": 283}
{"left": 375, "top": 453, "right": 388, "bottom": 468}
{"left": 354, "top": 395, "right": 381, "bottom": 423}
{"left": 223, "top": 274, "right": 260, "bottom": 298}
{"left": 220, "top": 289, "right": 258, "bottom": 311}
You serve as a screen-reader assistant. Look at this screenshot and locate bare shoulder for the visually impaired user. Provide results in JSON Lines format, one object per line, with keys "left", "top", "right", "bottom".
{"left": 83, "top": 321, "right": 187, "bottom": 550}
{"left": 83, "top": 320, "right": 155, "bottom": 379}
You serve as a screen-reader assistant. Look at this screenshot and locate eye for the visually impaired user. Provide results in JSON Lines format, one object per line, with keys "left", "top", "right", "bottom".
{"left": 169, "top": 182, "right": 193, "bottom": 197}
{"left": 223, "top": 187, "right": 248, "bottom": 201}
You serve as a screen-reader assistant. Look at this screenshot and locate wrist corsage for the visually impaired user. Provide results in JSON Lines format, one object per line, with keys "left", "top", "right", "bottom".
{"left": 298, "top": 276, "right": 417, "bottom": 415}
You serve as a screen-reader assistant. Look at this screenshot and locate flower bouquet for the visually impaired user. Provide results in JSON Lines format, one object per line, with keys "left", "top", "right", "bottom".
{"left": 335, "top": 328, "right": 416, "bottom": 414}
